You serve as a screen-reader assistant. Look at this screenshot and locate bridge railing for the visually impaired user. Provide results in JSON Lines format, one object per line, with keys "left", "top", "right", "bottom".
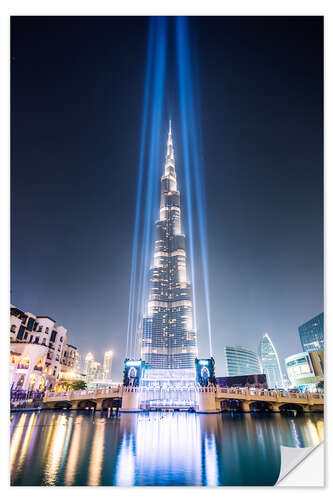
{"left": 44, "top": 386, "right": 122, "bottom": 401}
{"left": 215, "top": 386, "right": 324, "bottom": 403}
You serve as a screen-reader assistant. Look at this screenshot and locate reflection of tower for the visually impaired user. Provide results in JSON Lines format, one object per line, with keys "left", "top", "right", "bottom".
{"left": 258, "top": 333, "right": 283, "bottom": 388}
{"left": 103, "top": 351, "right": 113, "bottom": 379}
{"left": 141, "top": 122, "right": 198, "bottom": 369}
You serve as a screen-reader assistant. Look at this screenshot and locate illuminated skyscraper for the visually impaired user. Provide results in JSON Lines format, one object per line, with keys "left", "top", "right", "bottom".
{"left": 103, "top": 350, "right": 113, "bottom": 379}
{"left": 298, "top": 312, "right": 324, "bottom": 353}
{"left": 258, "top": 333, "right": 283, "bottom": 389}
{"left": 140, "top": 122, "right": 198, "bottom": 369}
{"left": 225, "top": 346, "right": 261, "bottom": 377}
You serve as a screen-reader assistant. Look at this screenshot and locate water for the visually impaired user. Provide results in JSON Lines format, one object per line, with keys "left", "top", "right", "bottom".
{"left": 10, "top": 410, "right": 324, "bottom": 486}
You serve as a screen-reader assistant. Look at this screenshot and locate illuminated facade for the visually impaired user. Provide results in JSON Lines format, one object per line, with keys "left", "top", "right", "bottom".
{"left": 141, "top": 122, "right": 198, "bottom": 369}
{"left": 285, "top": 350, "right": 324, "bottom": 389}
{"left": 10, "top": 305, "right": 69, "bottom": 390}
{"left": 298, "top": 312, "right": 324, "bottom": 353}
{"left": 225, "top": 346, "right": 261, "bottom": 377}
{"left": 103, "top": 350, "right": 113, "bottom": 379}
{"left": 258, "top": 333, "right": 283, "bottom": 389}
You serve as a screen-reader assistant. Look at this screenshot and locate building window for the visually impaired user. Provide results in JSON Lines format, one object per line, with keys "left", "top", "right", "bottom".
{"left": 17, "top": 325, "right": 25, "bottom": 340}
{"left": 42, "top": 338, "right": 46, "bottom": 345}
{"left": 50, "top": 331, "right": 57, "bottom": 342}
{"left": 45, "top": 327, "right": 49, "bottom": 334}
{"left": 24, "top": 332, "right": 28, "bottom": 340}
{"left": 60, "top": 337, "right": 63, "bottom": 343}
{"left": 10, "top": 324, "right": 16, "bottom": 333}
{"left": 34, "top": 337, "right": 39, "bottom": 344}
{"left": 27, "top": 318, "right": 35, "bottom": 331}
{"left": 38, "top": 326, "right": 42, "bottom": 332}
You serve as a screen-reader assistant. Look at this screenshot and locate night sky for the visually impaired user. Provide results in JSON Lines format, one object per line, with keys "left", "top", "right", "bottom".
{"left": 11, "top": 16, "right": 323, "bottom": 379}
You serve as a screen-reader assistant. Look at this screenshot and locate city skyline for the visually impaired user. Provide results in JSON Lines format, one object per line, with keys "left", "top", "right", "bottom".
{"left": 11, "top": 16, "right": 323, "bottom": 378}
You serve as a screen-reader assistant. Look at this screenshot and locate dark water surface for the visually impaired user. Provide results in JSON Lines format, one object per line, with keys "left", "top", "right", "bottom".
{"left": 10, "top": 410, "right": 324, "bottom": 486}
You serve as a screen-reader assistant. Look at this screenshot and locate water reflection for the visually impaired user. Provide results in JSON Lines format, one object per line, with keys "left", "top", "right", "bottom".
{"left": 10, "top": 411, "right": 324, "bottom": 486}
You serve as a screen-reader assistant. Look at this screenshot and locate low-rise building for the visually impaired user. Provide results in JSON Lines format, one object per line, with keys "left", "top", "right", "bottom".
{"left": 285, "top": 350, "right": 324, "bottom": 391}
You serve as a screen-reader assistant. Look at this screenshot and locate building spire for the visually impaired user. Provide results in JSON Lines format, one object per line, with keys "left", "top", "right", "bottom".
{"left": 166, "top": 119, "right": 174, "bottom": 162}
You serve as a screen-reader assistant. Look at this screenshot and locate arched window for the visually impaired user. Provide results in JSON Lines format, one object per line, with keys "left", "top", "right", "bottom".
{"left": 45, "top": 327, "right": 49, "bottom": 334}
{"left": 17, "top": 355, "right": 30, "bottom": 370}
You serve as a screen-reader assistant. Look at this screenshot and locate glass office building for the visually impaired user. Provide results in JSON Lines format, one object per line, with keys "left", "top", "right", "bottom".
{"left": 258, "top": 333, "right": 283, "bottom": 389}
{"left": 298, "top": 312, "right": 324, "bottom": 353}
{"left": 140, "top": 123, "right": 198, "bottom": 369}
{"left": 224, "top": 346, "right": 261, "bottom": 377}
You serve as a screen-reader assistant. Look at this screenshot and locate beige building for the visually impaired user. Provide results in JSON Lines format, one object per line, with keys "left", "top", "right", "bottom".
{"left": 10, "top": 305, "right": 79, "bottom": 391}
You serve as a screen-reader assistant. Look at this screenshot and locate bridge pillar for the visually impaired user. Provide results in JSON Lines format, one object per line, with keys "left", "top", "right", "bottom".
{"left": 120, "top": 386, "right": 140, "bottom": 412}
{"left": 96, "top": 399, "right": 103, "bottom": 411}
{"left": 241, "top": 401, "right": 251, "bottom": 413}
{"left": 271, "top": 403, "right": 281, "bottom": 413}
{"left": 197, "top": 387, "right": 220, "bottom": 413}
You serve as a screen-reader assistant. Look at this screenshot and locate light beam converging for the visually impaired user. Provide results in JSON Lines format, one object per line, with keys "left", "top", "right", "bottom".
{"left": 175, "top": 16, "right": 213, "bottom": 357}
{"left": 126, "top": 16, "right": 213, "bottom": 360}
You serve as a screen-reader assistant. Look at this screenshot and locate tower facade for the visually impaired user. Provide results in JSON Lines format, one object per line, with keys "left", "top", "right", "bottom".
{"left": 258, "top": 333, "right": 283, "bottom": 389}
{"left": 141, "top": 122, "right": 198, "bottom": 369}
{"left": 103, "top": 350, "right": 113, "bottom": 379}
{"left": 225, "top": 346, "right": 262, "bottom": 377}
{"left": 298, "top": 312, "right": 324, "bottom": 353}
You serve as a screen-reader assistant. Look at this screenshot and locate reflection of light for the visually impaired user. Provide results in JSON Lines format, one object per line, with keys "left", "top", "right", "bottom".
{"left": 10, "top": 414, "right": 27, "bottom": 474}
{"left": 127, "top": 413, "right": 202, "bottom": 485}
{"left": 88, "top": 419, "right": 106, "bottom": 486}
{"left": 204, "top": 432, "right": 218, "bottom": 486}
{"left": 115, "top": 432, "right": 135, "bottom": 486}
{"left": 17, "top": 413, "right": 37, "bottom": 470}
{"left": 199, "top": 360, "right": 209, "bottom": 365}
{"left": 316, "top": 419, "right": 324, "bottom": 442}
{"left": 305, "top": 419, "right": 322, "bottom": 447}
{"left": 44, "top": 415, "right": 68, "bottom": 485}
{"left": 65, "top": 415, "right": 82, "bottom": 485}
{"left": 290, "top": 419, "right": 301, "bottom": 447}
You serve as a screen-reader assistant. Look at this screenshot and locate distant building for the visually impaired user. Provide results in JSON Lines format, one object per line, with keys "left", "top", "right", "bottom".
{"left": 84, "top": 352, "right": 105, "bottom": 388}
{"left": 10, "top": 305, "right": 68, "bottom": 391}
{"left": 103, "top": 350, "right": 113, "bottom": 379}
{"left": 258, "top": 333, "right": 284, "bottom": 388}
{"left": 216, "top": 374, "right": 268, "bottom": 389}
{"left": 285, "top": 350, "right": 324, "bottom": 390}
{"left": 225, "top": 346, "right": 261, "bottom": 377}
{"left": 298, "top": 313, "right": 324, "bottom": 353}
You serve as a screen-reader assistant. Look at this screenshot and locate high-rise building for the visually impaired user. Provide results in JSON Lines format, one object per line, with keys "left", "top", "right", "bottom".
{"left": 298, "top": 313, "right": 324, "bottom": 353}
{"left": 258, "top": 333, "right": 283, "bottom": 389}
{"left": 103, "top": 350, "right": 113, "bottom": 379}
{"left": 225, "top": 346, "right": 261, "bottom": 377}
{"left": 140, "top": 122, "right": 198, "bottom": 369}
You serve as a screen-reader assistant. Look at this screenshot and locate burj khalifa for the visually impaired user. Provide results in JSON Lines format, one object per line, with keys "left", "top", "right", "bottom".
{"left": 140, "top": 122, "right": 198, "bottom": 369}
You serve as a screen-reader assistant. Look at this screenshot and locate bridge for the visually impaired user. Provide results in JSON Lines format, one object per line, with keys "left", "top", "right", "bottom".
{"left": 43, "top": 387, "right": 122, "bottom": 410}
{"left": 43, "top": 386, "right": 324, "bottom": 414}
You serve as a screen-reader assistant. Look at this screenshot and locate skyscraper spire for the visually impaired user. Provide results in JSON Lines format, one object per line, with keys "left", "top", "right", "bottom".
{"left": 165, "top": 120, "right": 175, "bottom": 163}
